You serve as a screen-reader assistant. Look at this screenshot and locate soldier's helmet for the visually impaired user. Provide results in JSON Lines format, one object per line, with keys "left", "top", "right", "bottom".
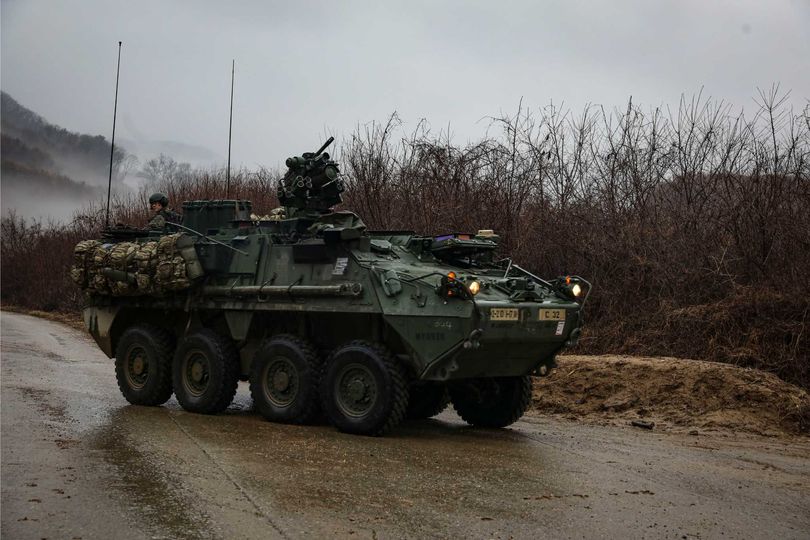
{"left": 149, "top": 193, "right": 169, "bottom": 207}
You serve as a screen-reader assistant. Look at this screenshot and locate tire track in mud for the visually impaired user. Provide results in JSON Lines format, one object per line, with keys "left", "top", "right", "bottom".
{"left": 89, "top": 409, "right": 217, "bottom": 540}
{"left": 167, "top": 414, "right": 291, "bottom": 540}
{"left": 14, "top": 378, "right": 212, "bottom": 540}
{"left": 3, "top": 314, "right": 213, "bottom": 540}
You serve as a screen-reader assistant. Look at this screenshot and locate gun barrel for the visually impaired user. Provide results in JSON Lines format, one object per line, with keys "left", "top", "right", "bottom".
{"left": 313, "top": 136, "right": 335, "bottom": 157}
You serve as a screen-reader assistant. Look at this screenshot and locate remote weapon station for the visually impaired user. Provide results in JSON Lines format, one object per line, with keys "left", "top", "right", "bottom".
{"left": 73, "top": 138, "right": 590, "bottom": 435}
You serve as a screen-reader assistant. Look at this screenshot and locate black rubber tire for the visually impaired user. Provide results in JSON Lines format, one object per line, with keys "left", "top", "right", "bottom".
{"left": 320, "top": 341, "right": 409, "bottom": 436}
{"left": 449, "top": 376, "right": 532, "bottom": 428}
{"left": 114, "top": 324, "right": 174, "bottom": 406}
{"left": 249, "top": 334, "right": 321, "bottom": 424}
{"left": 406, "top": 382, "right": 450, "bottom": 420}
{"left": 172, "top": 329, "right": 239, "bottom": 415}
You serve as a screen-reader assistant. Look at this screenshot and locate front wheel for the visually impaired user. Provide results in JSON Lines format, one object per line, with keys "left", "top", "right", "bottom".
{"left": 449, "top": 376, "right": 532, "bottom": 428}
{"left": 115, "top": 324, "right": 174, "bottom": 406}
{"left": 172, "top": 329, "right": 239, "bottom": 415}
{"left": 320, "top": 341, "right": 409, "bottom": 436}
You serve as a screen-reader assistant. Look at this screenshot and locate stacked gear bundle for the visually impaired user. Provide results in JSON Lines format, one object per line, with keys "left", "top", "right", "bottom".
{"left": 90, "top": 243, "right": 112, "bottom": 294}
{"left": 133, "top": 241, "right": 159, "bottom": 293}
{"left": 154, "top": 233, "right": 203, "bottom": 291}
{"left": 108, "top": 243, "right": 139, "bottom": 295}
{"left": 70, "top": 233, "right": 203, "bottom": 296}
{"left": 69, "top": 240, "right": 101, "bottom": 289}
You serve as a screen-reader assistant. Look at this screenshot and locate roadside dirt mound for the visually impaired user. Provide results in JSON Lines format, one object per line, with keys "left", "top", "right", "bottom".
{"left": 531, "top": 355, "right": 810, "bottom": 436}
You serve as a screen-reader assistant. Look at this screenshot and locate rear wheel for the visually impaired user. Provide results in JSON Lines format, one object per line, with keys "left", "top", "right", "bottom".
{"left": 249, "top": 334, "right": 321, "bottom": 424}
{"left": 320, "top": 341, "right": 408, "bottom": 436}
{"left": 172, "top": 329, "right": 239, "bottom": 415}
{"left": 449, "top": 376, "right": 532, "bottom": 428}
{"left": 115, "top": 324, "right": 174, "bottom": 406}
{"left": 406, "top": 382, "right": 450, "bottom": 420}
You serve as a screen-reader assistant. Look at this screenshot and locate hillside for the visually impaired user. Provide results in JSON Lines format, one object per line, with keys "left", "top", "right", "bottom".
{"left": 1, "top": 92, "right": 128, "bottom": 186}
{"left": 0, "top": 92, "right": 130, "bottom": 221}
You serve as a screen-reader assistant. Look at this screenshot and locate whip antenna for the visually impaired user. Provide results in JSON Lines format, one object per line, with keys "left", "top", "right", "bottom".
{"left": 105, "top": 41, "right": 122, "bottom": 228}
{"left": 226, "top": 59, "right": 235, "bottom": 198}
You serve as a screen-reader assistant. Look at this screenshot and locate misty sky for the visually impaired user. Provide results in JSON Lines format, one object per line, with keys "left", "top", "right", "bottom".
{"left": 2, "top": 0, "right": 809, "bottom": 172}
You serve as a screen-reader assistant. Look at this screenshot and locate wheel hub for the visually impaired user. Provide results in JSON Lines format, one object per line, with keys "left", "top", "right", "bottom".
{"left": 347, "top": 378, "right": 367, "bottom": 401}
{"left": 190, "top": 361, "right": 204, "bottom": 383}
{"left": 183, "top": 352, "right": 209, "bottom": 396}
{"left": 335, "top": 363, "right": 378, "bottom": 418}
{"left": 264, "top": 357, "right": 299, "bottom": 407}
{"left": 125, "top": 346, "right": 149, "bottom": 390}
{"left": 273, "top": 370, "right": 291, "bottom": 392}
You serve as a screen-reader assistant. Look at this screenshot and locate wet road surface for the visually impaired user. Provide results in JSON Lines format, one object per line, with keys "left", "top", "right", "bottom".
{"left": 2, "top": 311, "right": 809, "bottom": 539}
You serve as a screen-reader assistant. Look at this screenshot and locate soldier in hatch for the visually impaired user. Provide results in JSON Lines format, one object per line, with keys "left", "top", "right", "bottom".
{"left": 147, "top": 192, "right": 182, "bottom": 230}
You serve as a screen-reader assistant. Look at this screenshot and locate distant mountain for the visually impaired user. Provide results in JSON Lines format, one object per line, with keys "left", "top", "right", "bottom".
{"left": 0, "top": 92, "right": 218, "bottom": 222}
{"left": 2, "top": 159, "right": 96, "bottom": 200}
{"left": 1, "top": 134, "right": 56, "bottom": 170}
{"left": 1, "top": 91, "right": 127, "bottom": 188}
{"left": 1, "top": 156, "right": 99, "bottom": 223}
{"left": 0, "top": 92, "right": 129, "bottom": 222}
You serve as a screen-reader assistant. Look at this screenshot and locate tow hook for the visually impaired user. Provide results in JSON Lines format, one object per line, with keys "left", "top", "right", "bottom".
{"left": 463, "top": 328, "right": 483, "bottom": 349}
{"left": 566, "top": 327, "right": 581, "bottom": 347}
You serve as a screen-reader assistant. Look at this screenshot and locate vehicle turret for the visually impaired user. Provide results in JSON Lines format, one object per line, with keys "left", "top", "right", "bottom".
{"left": 277, "top": 136, "right": 345, "bottom": 216}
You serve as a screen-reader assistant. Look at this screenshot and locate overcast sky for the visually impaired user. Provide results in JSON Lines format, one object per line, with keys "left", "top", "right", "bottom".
{"left": 2, "top": 0, "right": 808, "bottom": 171}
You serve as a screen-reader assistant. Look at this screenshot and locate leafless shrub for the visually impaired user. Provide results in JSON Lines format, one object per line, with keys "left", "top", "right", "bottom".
{"left": 2, "top": 90, "right": 807, "bottom": 388}
{"left": 340, "top": 89, "right": 809, "bottom": 388}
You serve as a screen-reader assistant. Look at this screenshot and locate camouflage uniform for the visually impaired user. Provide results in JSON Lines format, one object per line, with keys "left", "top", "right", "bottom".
{"left": 148, "top": 208, "right": 182, "bottom": 231}
{"left": 148, "top": 210, "right": 167, "bottom": 230}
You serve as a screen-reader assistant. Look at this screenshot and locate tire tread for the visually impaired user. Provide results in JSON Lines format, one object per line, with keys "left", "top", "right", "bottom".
{"left": 173, "top": 328, "right": 239, "bottom": 415}
{"left": 450, "top": 376, "right": 532, "bottom": 428}
{"left": 114, "top": 324, "right": 174, "bottom": 406}
{"left": 321, "top": 340, "right": 409, "bottom": 436}
{"left": 406, "top": 383, "right": 450, "bottom": 420}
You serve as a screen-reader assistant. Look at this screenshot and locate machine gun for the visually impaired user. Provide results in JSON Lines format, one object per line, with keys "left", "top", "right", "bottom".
{"left": 277, "top": 136, "right": 345, "bottom": 214}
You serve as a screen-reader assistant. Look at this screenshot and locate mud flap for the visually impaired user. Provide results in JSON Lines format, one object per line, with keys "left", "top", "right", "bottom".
{"left": 83, "top": 306, "right": 121, "bottom": 358}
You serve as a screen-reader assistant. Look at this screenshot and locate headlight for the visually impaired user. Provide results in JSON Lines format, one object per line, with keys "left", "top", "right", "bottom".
{"left": 468, "top": 281, "right": 481, "bottom": 295}
{"left": 572, "top": 283, "right": 582, "bottom": 297}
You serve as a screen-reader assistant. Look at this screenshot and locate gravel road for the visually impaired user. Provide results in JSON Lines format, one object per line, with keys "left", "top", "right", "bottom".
{"left": 2, "top": 311, "right": 808, "bottom": 539}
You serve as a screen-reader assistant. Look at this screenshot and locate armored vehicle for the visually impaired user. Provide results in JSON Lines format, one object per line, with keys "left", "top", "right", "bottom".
{"left": 73, "top": 138, "right": 589, "bottom": 436}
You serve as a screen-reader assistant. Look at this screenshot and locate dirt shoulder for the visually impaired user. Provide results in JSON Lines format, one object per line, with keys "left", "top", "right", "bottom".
{"left": 1, "top": 305, "right": 85, "bottom": 331}
{"left": 532, "top": 354, "right": 810, "bottom": 437}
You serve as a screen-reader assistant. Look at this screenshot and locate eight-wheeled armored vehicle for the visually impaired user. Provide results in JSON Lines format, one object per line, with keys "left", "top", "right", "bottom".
{"left": 73, "top": 138, "right": 589, "bottom": 435}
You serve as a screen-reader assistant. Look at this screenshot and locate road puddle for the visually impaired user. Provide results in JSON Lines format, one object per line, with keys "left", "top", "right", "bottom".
{"left": 90, "top": 407, "right": 215, "bottom": 540}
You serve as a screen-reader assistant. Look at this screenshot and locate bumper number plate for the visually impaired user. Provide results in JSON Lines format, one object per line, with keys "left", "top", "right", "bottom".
{"left": 539, "top": 309, "right": 565, "bottom": 321}
{"left": 490, "top": 308, "right": 519, "bottom": 321}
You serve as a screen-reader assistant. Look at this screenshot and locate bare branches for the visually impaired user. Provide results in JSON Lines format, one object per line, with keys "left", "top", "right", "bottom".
{"left": 1, "top": 91, "right": 807, "bottom": 387}
{"left": 338, "top": 94, "right": 809, "bottom": 387}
